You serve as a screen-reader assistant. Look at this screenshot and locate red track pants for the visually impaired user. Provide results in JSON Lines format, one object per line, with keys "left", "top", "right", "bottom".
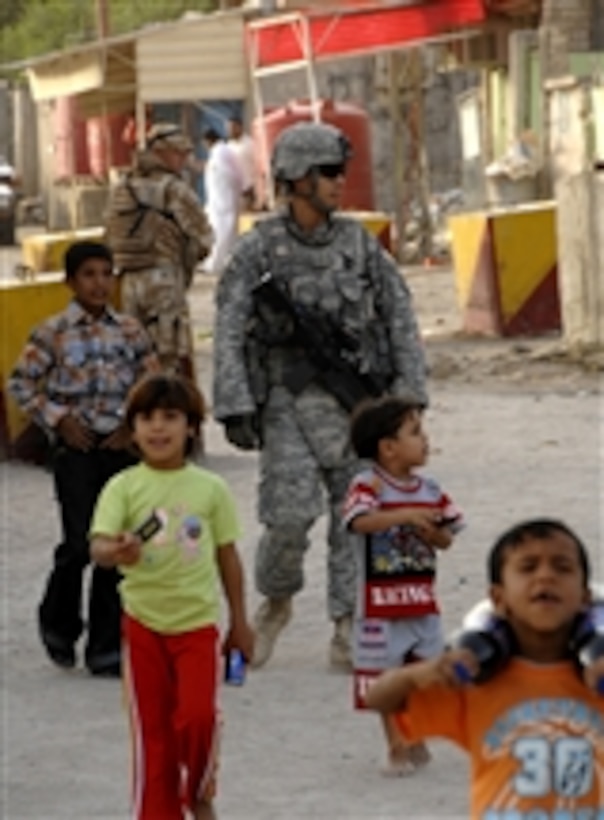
{"left": 123, "top": 614, "right": 220, "bottom": 820}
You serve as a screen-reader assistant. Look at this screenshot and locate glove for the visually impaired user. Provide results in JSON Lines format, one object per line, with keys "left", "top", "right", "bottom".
{"left": 223, "top": 414, "right": 261, "bottom": 451}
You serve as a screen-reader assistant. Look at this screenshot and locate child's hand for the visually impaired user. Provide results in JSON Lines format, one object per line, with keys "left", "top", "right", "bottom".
{"left": 401, "top": 508, "right": 448, "bottom": 546}
{"left": 365, "top": 648, "right": 481, "bottom": 712}
{"left": 223, "top": 617, "right": 255, "bottom": 663}
{"left": 57, "top": 414, "right": 95, "bottom": 451}
{"left": 431, "top": 648, "right": 481, "bottom": 687}
{"left": 99, "top": 423, "right": 132, "bottom": 451}
{"left": 113, "top": 532, "right": 142, "bottom": 566}
{"left": 401, "top": 507, "right": 441, "bottom": 533}
{"left": 583, "top": 657, "right": 604, "bottom": 695}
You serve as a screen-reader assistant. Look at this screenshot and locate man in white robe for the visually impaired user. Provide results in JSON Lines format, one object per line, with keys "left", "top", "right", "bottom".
{"left": 202, "top": 128, "right": 244, "bottom": 276}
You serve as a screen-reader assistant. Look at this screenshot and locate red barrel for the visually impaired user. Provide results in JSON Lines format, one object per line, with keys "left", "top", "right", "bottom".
{"left": 253, "top": 99, "right": 375, "bottom": 211}
{"left": 86, "top": 113, "right": 134, "bottom": 179}
{"left": 53, "top": 96, "right": 90, "bottom": 180}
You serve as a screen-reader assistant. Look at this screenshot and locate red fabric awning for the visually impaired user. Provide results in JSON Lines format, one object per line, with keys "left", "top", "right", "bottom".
{"left": 248, "top": 1, "right": 487, "bottom": 69}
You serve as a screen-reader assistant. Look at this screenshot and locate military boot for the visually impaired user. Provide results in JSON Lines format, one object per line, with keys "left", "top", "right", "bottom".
{"left": 329, "top": 615, "right": 353, "bottom": 671}
{"left": 250, "top": 597, "right": 293, "bottom": 669}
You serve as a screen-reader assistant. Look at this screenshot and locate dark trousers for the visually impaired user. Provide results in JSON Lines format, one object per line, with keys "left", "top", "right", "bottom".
{"left": 39, "top": 443, "right": 136, "bottom": 670}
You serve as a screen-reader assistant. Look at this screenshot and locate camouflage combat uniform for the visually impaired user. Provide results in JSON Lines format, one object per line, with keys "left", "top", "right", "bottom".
{"left": 213, "top": 121, "right": 426, "bottom": 669}
{"left": 213, "top": 213, "right": 426, "bottom": 618}
{"left": 106, "top": 133, "right": 213, "bottom": 373}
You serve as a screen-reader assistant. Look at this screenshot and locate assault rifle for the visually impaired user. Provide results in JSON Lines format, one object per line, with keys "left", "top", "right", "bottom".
{"left": 251, "top": 271, "right": 387, "bottom": 412}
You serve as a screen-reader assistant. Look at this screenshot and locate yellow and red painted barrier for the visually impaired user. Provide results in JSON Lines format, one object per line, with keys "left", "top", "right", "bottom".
{"left": 21, "top": 227, "right": 105, "bottom": 274}
{"left": 449, "top": 202, "right": 560, "bottom": 337}
{"left": 0, "top": 274, "right": 72, "bottom": 452}
{"left": 350, "top": 211, "right": 393, "bottom": 253}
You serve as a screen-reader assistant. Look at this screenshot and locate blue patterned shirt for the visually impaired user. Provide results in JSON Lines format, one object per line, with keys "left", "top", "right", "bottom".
{"left": 8, "top": 300, "right": 158, "bottom": 434}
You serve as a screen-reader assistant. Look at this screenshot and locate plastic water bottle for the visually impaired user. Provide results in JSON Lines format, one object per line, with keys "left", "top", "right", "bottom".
{"left": 450, "top": 616, "right": 513, "bottom": 685}
{"left": 576, "top": 602, "right": 604, "bottom": 695}
{"left": 224, "top": 649, "right": 246, "bottom": 686}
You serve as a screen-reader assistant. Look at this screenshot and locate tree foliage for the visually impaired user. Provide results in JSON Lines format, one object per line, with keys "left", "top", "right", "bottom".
{"left": 0, "top": 0, "right": 27, "bottom": 30}
{"left": 0, "top": 0, "right": 221, "bottom": 66}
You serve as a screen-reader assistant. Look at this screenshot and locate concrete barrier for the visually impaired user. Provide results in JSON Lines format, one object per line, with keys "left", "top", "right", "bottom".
{"left": 449, "top": 201, "right": 560, "bottom": 337}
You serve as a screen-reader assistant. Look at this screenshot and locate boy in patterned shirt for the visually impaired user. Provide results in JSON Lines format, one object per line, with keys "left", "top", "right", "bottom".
{"left": 9, "top": 241, "right": 157, "bottom": 676}
{"left": 343, "top": 395, "right": 464, "bottom": 775}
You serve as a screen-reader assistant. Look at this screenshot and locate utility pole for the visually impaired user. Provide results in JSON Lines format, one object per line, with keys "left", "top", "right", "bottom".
{"left": 95, "top": 0, "right": 110, "bottom": 39}
{"left": 94, "top": 0, "right": 111, "bottom": 190}
{"left": 388, "top": 51, "right": 406, "bottom": 261}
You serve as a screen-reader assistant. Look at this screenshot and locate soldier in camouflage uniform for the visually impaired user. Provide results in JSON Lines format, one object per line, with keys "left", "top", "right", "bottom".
{"left": 212, "top": 122, "right": 427, "bottom": 670}
{"left": 105, "top": 123, "right": 213, "bottom": 377}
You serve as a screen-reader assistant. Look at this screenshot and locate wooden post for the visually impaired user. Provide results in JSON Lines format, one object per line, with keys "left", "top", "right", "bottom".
{"left": 95, "top": 0, "right": 110, "bottom": 39}
{"left": 388, "top": 51, "right": 406, "bottom": 261}
{"left": 388, "top": 49, "right": 433, "bottom": 263}
{"left": 301, "top": 16, "right": 321, "bottom": 123}
{"left": 95, "top": 0, "right": 111, "bottom": 178}
{"left": 408, "top": 50, "right": 432, "bottom": 262}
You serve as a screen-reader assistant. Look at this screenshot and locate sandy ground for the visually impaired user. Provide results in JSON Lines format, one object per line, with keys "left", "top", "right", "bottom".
{"left": 1, "top": 263, "right": 602, "bottom": 819}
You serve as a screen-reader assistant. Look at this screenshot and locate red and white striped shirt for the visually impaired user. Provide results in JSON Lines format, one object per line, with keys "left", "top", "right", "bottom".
{"left": 343, "top": 464, "right": 464, "bottom": 619}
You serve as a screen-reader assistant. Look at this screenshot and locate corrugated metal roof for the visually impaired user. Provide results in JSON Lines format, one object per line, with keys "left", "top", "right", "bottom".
{"left": 0, "top": 8, "right": 247, "bottom": 73}
{"left": 137, "top": 14, "right": 247, "bottom": 102}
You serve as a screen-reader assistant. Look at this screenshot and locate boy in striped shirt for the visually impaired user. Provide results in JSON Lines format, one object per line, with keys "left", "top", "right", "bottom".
{"left": 343, "top": 395, "right": 464, "bottom": 775}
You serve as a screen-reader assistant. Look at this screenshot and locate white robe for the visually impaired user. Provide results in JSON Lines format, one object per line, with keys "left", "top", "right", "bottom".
{"left": 228, "top": 134, "right": 256, "bottom": 193}
{"left": 204, "top": 141, "right": 243, "bottom": 276}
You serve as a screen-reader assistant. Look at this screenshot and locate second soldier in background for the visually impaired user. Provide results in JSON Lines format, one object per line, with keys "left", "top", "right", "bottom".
{"left": 105, "top": 123, "right": 213, "bottom": 378}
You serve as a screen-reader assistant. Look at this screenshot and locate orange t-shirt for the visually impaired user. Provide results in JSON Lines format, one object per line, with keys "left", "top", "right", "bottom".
{"left": 396, "top": 658, "right": 604, "bottom": 818}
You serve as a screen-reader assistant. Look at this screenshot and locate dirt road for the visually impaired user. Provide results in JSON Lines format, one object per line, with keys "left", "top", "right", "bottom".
{"left": 1, "top": 266, "right": 601, "bottom": 819}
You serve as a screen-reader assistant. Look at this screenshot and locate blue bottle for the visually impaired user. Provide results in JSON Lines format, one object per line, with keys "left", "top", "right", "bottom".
{"left": 225, "top": 649, "right": 246, "bottom": 686}
{"left": 575, "top": 602, "right": 604, "bottom": 695}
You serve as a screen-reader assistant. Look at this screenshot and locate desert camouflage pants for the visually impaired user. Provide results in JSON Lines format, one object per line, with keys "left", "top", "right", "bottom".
{"left": 256, "top": 384, "right": 359, "bottom": 620}
{"left": 121, "top": 266, "right": 192, "bottom": 373}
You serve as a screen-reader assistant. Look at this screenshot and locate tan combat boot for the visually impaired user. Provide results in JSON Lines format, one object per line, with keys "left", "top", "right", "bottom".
{"left": 329, "top": 615, "right": 353, "bottom": 671}
{"left": 250, "top": 597, "right": 293, "bottom": 669}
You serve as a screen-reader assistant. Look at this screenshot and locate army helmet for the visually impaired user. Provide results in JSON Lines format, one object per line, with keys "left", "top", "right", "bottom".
{"left": 271, "top": 121, "right": 352, "bottom": 182}
{"left": 146, "top": 122, "right": 193, "bottom": 153}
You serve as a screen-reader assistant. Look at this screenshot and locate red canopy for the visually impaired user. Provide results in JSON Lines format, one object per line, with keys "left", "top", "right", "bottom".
{"left": 247, "top": 0, "right": 487, "bottom": 70}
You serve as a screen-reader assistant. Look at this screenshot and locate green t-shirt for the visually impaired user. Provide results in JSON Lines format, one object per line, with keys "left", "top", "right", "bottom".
{"left": 91, "top": 462, "right": 241, "bottom": 634}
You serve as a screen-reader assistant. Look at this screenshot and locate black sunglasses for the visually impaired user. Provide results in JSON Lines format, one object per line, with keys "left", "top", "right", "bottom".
{"left": 316, "top": 163, "right": 346, "bottom": 179}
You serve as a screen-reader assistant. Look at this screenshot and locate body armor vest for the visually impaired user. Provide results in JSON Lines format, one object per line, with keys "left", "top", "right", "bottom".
{"left": 248, "top": 215, "right": 395, "bottom": 401}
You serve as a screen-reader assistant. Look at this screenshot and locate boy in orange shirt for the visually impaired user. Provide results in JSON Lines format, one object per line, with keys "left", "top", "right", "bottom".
{"left": 365, "top": 519, "right": 604, "bottom": 818}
